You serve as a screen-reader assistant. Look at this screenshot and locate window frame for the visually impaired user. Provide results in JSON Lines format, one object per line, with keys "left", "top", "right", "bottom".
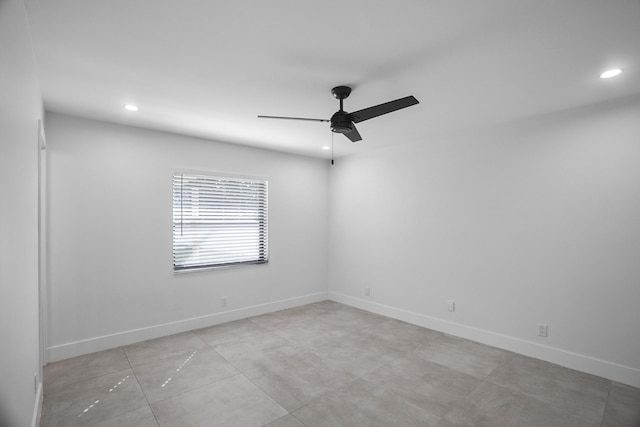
{"left": 172, "top": 170, "right": 269, "bottom": 272}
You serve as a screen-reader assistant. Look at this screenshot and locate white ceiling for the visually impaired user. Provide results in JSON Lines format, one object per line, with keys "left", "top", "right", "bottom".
{"left": 25, "top": 0, "right": 640, "bottom": 158}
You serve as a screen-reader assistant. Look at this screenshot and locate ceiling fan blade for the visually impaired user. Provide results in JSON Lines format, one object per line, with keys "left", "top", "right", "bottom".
{"left": 344, "top": 123, "right": 362, "bottom": 142}
{"left": 258, "top": 115, "right": 329, "bottom": 123}
{"left": 348, "top": 95, "right": 419, "bottom": 123}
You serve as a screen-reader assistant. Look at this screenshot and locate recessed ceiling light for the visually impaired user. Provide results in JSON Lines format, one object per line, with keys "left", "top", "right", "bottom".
{"left": 124, "top": 104, "right": 139, "bottom": 111}
{"left": 322, "top": 146, "right": 331, "bottom": 150}
{"left": 600, "top": 68, "right": 622, "bottom": 79}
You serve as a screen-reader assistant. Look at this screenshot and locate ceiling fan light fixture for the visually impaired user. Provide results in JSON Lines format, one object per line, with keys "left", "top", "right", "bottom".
{"left": 330, "top": 111, "right": 353, "bottom": 134}
{"left": 600, "top": 68, "right": 622, "bottom": 79}
{"left": 330, "top": 123, "right": 352, "bottom": 134}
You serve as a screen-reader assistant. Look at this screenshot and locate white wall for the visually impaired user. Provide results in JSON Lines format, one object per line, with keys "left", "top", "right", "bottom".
{"left": 46, "top": 113, "right": 329, "bottom": 360}
{"left": 0, "top": 0, "right": 44, "bottom": 426}
{"left": 328, "top": 94, "right": 640, "bottom": 387}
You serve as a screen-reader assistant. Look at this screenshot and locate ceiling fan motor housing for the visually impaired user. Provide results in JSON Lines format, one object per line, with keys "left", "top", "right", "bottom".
{"left": 330, "top": 111, "right": 353, "bottom": 134}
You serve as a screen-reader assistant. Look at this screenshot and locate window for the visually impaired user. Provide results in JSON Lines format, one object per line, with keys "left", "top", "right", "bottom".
{"left": 172, "top": 172, "right": 268, "bottom": 271}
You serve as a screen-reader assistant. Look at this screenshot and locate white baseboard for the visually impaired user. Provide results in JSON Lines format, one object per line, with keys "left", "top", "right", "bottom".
{"left": 46, "top": 289, "right": 640, "bottom": 389}
{"left": 328, "top": 291, "right": 640, "bottom": 389}
{"left": 47, "top": 291, "right": 328, "bottom": 362}
{"left": 32, "top": 381, "right": 42, "bottom": 427}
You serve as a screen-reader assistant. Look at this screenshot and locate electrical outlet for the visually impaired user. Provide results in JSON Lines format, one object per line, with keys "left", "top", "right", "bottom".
{"left": 447, "top": 300, "right": 456, "bottom": 312}
{"left": 221, "top": 296, "right": 228, "bottom": 307}
{"left": 537, "top": 323, "right": 548, "bottom": 337}
{"left": 365, "top": 287, "right": 371, "bottom": 297}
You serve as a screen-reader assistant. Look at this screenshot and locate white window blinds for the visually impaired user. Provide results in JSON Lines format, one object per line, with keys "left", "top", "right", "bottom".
{"left": 173, "top": 172, "right": 268, "bottom": 271}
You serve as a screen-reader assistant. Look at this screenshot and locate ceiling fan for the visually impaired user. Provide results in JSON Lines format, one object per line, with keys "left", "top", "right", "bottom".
{"left": 258, "top": 86, "right": 419, "bottom": 142}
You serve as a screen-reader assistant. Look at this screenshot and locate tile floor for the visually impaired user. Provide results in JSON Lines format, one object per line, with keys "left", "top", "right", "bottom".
{"left": 40, "top": 301, "right": 640, "bottom": 427}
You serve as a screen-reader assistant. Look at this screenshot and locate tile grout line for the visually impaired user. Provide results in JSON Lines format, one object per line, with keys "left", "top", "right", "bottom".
{"left": 198, "top": 332, "right": 300, "bottom": 422}
{"left": 128, "top": 345, "right": 242, "bottom": 407}
{"left": 121, "top": 345, "right": 161, "bottom": 427}
{"left": 42, "top": 347, "right": 132, "bottom": 396}
{"left": 599, "top": 380, "right": 613, "bottom": 427}
{"left": 210, "top": 330, "right": 326, "bottom": 418}
{"left": 289, "top": 411, "right": 309, "bottom": 427}
{"left": 208, "top": 318, "right": 370, "bottom": 422}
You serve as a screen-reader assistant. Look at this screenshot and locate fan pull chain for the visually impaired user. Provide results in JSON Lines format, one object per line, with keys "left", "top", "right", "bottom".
{"left": 331, "top": 132, "right": 334, "bottom": 165}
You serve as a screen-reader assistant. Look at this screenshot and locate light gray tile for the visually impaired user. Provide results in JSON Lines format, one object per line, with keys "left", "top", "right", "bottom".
{"left": 151, "top": 374, "right": 287, "bottom": 427}
{"left": 487, "top": 354, "right": 610, "bottom": 423}
{"left": 320, "top": 305, "right": 389, "bottom": 332}
{"left": 214, "top": 336, "right": 292, "bottom": 373}
{"left": 92, "top": 406, "right": 159, "bottom": 427}
{"left": 40, "top": 369, "right": 147, "bottom": 427}
{"left": 307, "top": 332, "right": 406, "bottom": 377}
{"left": 273, "top": 319, "right": 352, "bottom": 349}
{"left": 242, "top": 345, "right": 357, "bottom": 411}
{"left": 194, "top": 318, "right": 272, "bottom": 348}
{"left": 359, "top": 317, "right": 441, "bottom": 353}
{"left": 411, "top": 334, "right": 510, "bottom": 378}
{"left": 283, "top": 301, "right": 341, "bottom": 318}
{"left": 248, "top": 312, "right": 297, "bottom": 330}
{"left": 293, "top": 378, "right": 442, "bottom": 427}
{"left": 442, "top": 381, "right": 599, "bottom": 427}
{"left": 123, "top": 332, "right": 208, "bottom": 367}
{"left": 602, "top": 382, "right": 640, "bottom": 427}
{"left": 44, "top": 347, "right": 130, "bottom": 394}
{"left": 364, "top": 358, "right": 481, "bottom": 417}
{"left": 309, "top": 300, "right": 344, "bottom": 310}
{"left": 250, "top": 304, "right": 327, "bottom": 329}
{"left": 133, "top": 348, "right": 237, "bottom": 403}
{"left": 264, "top": 414, "right": 306, "bottom": 427}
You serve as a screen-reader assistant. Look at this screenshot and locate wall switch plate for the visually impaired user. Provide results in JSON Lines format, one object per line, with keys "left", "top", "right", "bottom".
{"left": 221, "top": 296, "right": 228, "bottom": 307}
{"left": 538, "top": 323, "right": 548, "bottom": 337}
{"left": 447, "top": 300, "right": 455, "bottom": 312}
{"left": 365, "top": 287, "right": 371, "bottom": 297}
